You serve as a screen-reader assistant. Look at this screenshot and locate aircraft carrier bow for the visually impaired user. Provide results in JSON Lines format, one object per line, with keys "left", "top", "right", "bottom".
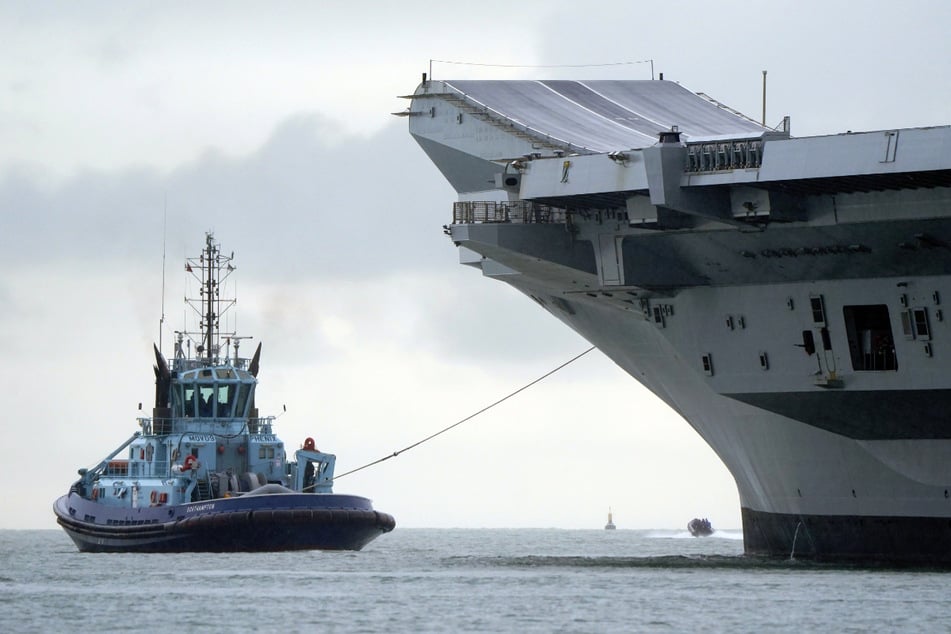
{"left": 401, "top": 75, "right": 951, "bottom": 563}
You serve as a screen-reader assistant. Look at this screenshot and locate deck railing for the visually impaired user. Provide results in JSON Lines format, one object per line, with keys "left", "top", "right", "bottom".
{"left": 171, "top": 356, "right": 252, "bottom": 372}
{"left": 452, "top": 201, "right": 566, "bottom": 225}
{"left": 137, "top": 416, "right": 275, "bottom": 436}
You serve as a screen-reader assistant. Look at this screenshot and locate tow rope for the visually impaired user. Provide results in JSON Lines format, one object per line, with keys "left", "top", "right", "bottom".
{"left": 333, "top": 346, "right": 597, "bottom": 480}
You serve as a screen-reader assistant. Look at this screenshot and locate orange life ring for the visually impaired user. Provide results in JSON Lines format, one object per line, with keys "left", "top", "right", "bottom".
{"left": 91, "top": 487, "right": 99, "bottom": 500}
{"left": 303, "top": 437, "right": 316, "bottom": 451}
{"left": 183, "top": 454, "right": 198, "bottom": 470}
{"left": 150, "top": 490, "right": 158, "bottom": 504}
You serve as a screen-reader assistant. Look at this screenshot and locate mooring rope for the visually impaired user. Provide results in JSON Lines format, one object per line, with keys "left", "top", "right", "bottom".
{"left": 332, "top": 346, "right": 597, "bottom": 481}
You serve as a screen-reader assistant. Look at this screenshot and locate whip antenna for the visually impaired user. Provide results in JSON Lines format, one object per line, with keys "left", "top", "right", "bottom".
{"left": 159, "top": 195, "right": 167, "bottom": 351}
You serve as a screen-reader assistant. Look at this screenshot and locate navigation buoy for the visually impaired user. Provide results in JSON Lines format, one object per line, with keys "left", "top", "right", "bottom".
{"left": 604, "top": 507, "right": 616, "bottom": 530}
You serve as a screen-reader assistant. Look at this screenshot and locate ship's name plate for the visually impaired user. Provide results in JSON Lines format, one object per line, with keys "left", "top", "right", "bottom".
{"left": 250, "top": 435, "right": 278, "bottom": 443}
{"left": 185, "top": 434, "right": 216, "bottom": 443}
{"left": 186, "top": 503, "right": 216, "bottom": 513}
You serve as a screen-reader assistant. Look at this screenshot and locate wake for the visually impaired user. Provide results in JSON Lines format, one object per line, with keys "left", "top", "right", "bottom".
{"left": 645, "top": 529, "right": 744, "bottom": 541}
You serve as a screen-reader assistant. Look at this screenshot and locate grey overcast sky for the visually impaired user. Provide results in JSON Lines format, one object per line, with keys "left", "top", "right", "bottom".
{"left": 2, "top": 0, "right": 948, "bottom": 530}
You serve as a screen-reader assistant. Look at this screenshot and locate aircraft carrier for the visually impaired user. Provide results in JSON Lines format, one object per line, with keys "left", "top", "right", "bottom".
{"left": 400, "top": 75, "right": 951, "bottom": 562}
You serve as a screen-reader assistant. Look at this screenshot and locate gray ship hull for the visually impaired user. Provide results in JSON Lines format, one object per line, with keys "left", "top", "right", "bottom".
{"left": 403, "top": 77, "right": 951, "bottom": 563}
{"left": 502, "top": 271, "right": 951, "bottom": 563}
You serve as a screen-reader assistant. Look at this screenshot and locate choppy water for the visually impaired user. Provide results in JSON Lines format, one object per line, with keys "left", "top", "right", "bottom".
{"left": 1, "top": 528, "right": 948, "bottom": 632}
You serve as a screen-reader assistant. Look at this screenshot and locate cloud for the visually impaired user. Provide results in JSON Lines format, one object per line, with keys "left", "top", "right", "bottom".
{"left": 0, "top": 116, "right": 453, "bottom": 274}
{"left": 0, "top": 107, "right": 598, "bottom": 375}
{"left": 0, "top": 100, "right": 607, "bottom": 369}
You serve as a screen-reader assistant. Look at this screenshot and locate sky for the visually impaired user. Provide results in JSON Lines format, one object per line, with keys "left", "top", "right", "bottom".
{"left": 2, "top": 0, "right": 949, "bottom": 531}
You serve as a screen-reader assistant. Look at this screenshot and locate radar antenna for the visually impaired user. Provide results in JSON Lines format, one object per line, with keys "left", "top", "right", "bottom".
{"left": 182, "top": 232, "right": 238, "bottom": 365}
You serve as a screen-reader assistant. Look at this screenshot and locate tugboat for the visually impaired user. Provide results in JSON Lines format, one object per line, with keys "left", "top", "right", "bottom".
{"left": 687, "top": 518, "right": 714, "bottom": 537}
{"left": 53, "top": 233, "right": 395, "bottom": 552}
{"left": 604, "top": 508, "right": 616, "bottom": 530}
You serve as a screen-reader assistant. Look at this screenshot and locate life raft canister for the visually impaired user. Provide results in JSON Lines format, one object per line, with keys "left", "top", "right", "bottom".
{"left": 303, "top": 437, "right": 316, "bottom": 451}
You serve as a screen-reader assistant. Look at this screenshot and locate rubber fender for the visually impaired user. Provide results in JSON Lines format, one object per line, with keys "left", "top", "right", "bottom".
{"left": 331, "top": 510, "right": 352, "bottom": 524}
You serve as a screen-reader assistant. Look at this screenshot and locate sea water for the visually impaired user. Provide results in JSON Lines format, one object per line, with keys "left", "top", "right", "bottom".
{"left": 1, "top": 528, "right": 948, "bottom": 632}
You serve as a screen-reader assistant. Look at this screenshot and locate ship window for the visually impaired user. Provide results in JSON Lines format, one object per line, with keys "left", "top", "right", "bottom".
{"left": 216, "top": 384, "right": 236, "bottom": 418}
{"left": 267, "top": 447, "right": 275, "bottom": 459}
{"left": 800, "top": 330, "right": 816, "bottom": 355}
{"left": 810, "top": 295, "right": 826, "bottom": 326}
{"left": 171, "top": 387, "right": 182, "bottom": 414}
{"left": 198, "top": 386, "right": 215, "bottom": 417}
{"left": 900, "top": 310, "right": 914, "bottom": 340}
{"left": 913, "top": 308, "right": 931, "bottom": 340}
{"left": 900, "top": 307, "right": 932, "bottom": 341}
{"left": 259, "top": 446, "right": 266, "bottom": 459}
{"left": 843, "top": 305, "right": 897, "bottom": 371}
{"left": 701, "top": 354, "right": 714, "bottom": 376}
{"left": 235, "top": 384, "right": 251, "bottom": 418}
{"left": 183, "top": 386, "right": 197, "bottom": 417}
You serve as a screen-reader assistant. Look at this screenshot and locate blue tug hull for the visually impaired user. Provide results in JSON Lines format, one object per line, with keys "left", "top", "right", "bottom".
{"left": 54, "top": 491, "right": 395, "bottom": 553}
